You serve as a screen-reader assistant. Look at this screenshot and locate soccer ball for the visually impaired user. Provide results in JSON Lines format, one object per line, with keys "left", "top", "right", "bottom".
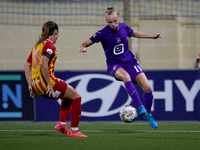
{"left": 119, "top": 105, "right": 138, "bottom": 123}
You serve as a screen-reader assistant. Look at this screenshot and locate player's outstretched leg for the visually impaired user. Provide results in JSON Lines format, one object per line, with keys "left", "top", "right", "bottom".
{"left": 125, "top": 81, "right": 143, "bottom": 108}
{"left": 144, "top": 113, "right": 158, "bottom": 129}
{"left": 55, "top": 121, "right": 68, "bottom": 134}
{"left": 138, "top": 105, "right": 147, "bottom": 116}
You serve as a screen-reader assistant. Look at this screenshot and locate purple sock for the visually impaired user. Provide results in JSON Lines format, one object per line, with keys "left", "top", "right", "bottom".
{"left": 143, "top": 91, "right": 153, "bottom": 113}
{"left": 124, "top": 81, "right": 142, "bottom": 107}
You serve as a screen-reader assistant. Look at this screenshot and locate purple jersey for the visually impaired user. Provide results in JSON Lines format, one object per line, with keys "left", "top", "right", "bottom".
{"left": 90, "top": 23, "right": 136, "bottom": 66}
{"left": 90, "top": 23, "right": 143, "bottom": 80}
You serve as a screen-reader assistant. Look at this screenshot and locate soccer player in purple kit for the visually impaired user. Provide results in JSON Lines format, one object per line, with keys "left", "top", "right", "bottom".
{"left": 79, "top": 7, "right": 163, "bottom": 129}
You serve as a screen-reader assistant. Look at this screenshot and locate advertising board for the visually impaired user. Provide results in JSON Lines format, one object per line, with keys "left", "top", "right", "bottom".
{"left": 35, "top": 70, "right": 200, "bottom": 121}
{"left": 0, "top": 72, "right": 34, "bottom": 121}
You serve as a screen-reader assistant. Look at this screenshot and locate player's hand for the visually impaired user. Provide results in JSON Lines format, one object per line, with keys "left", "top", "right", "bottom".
{"left": 79, "top": 46, "right": 87, "bottom": 53}
{"left": 46, "top": 84, "right": 56, "bottom": 98}
{"left": 28, "top": 85, "right": 37, "bottom": 98}
{"left": 153, "top": 33, "right": 163, "bottom": 39}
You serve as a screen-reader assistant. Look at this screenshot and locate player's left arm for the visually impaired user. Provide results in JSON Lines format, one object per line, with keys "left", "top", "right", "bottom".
{"left": 40, "top": 55, "right": 56, "bottom": 98}
{"left": 133, "top": 31, "right": 163, "bottom": 39}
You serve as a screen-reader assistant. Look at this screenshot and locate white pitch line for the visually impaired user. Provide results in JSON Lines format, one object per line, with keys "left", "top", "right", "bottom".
{"left": 0, "top": 130, "right": 200, "bottom": 133}
{"left": 83, "top": 130, "right": 200, "bottom": 133}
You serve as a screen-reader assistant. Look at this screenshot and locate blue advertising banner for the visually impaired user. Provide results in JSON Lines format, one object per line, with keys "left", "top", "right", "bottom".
{"left": 35, "top": 70, "right": 200, "bottom": 121}
{"left": 0, "top": 71, "right": 34, "bottom": 121}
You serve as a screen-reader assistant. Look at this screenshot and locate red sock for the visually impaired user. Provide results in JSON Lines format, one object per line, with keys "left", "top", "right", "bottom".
{"left": 59, "top": 99, "right": 72, "bottom": 122}
{"left": 70, "top": 97, "right": 82, "bottom": 127}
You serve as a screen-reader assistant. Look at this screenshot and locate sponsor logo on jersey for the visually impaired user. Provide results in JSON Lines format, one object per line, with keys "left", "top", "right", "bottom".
{"left": 46, "top": 48, "right": 53, "bottom": 55}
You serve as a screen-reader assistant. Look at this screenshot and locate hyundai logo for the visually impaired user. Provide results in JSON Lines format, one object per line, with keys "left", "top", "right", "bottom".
{"left": 58, "top": 74, "right": 132, "bottom": 117}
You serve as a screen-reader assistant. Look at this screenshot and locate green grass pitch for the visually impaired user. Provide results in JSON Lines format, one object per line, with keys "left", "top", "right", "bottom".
{"left": 0, "top": 121, "right": 200, "bottom": 150}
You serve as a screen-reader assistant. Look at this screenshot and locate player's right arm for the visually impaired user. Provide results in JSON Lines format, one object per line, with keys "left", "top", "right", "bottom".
{"left": 25, "top": 62, "right": 32, "bottom": 89}
{"left": 25, "top": 52, "right": 37, "bottom": 98}
{"left": 79, "top": 39, "right": 94, "bottom": 53}
{"left": 79, "top": 30, "right": 103, "bottom": 53}
{"left": 25, "top": 62, "right": 35, "bottom": 98}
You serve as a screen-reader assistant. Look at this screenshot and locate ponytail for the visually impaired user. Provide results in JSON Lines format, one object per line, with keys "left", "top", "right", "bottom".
{"left": 34, "top": 21, "right": 58, "bottom": 48}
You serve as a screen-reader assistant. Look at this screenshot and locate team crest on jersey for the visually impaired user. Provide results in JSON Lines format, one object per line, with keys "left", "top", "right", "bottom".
{"left": 117, "top": 38, "right": 121, "bottom": 43}
{"left": 93, "top": 31, "right": 101, "bottom": 38}
{"left": 47, "top": 48, "right": 53, "bottom": 55}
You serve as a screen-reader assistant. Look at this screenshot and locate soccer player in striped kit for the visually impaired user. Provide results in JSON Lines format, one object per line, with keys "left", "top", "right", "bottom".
{"left": 79, "top": 7, "right": 163, "bottom": 129}
{"left": 25, "top": 21, "right": 87, "bottom": 137}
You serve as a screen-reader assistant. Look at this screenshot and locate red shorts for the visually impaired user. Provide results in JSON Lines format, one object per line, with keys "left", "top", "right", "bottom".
{"left": 34, "top": 78, "right": 67, "bottom": 100}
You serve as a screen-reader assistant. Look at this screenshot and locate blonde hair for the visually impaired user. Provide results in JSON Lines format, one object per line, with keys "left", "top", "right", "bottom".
{"left": 105, "top": 6, "right": 120, "bottom": 18}
{"left": 34, "top": 21, "right": 58, "bottom": 48}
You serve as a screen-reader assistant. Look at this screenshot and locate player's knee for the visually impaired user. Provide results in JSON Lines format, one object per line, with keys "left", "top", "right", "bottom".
{"left": 71, "top": 92, "right": 81, "bottom": 100}
{"left": 122, "top": 74, "right": 131, "bottom": 82}
{"left": 143, "top": 85, "right": 152, "bottom": 93}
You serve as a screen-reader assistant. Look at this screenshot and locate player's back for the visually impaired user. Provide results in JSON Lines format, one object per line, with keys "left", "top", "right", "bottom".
{"left": 30, "top": 39, "right": 58, "bottom": 95}
{"left": 31, "top": 43, "right": 44, "bottom": 79}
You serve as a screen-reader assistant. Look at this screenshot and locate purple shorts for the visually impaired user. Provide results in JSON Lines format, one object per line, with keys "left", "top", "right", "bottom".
{"left": 107, "top": 61, "right": 144, "bottom": 81}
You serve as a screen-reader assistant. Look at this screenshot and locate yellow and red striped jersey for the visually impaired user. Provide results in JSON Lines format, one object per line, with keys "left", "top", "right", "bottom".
{"left": 26, "top": 38, "right": 57, "bottom": 95}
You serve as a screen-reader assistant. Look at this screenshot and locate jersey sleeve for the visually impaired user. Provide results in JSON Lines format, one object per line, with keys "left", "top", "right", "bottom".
{"left": 42, "top": 41, "right": 55, "bottom": 59}
{"left": 127, "top": 25, "right": 134, "bottom": 37}
{"left": 26, "top": 51, "right": 32, "bottom": 63}
{"left": 90, "top": 30, "right": 104, "bottom": 43}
